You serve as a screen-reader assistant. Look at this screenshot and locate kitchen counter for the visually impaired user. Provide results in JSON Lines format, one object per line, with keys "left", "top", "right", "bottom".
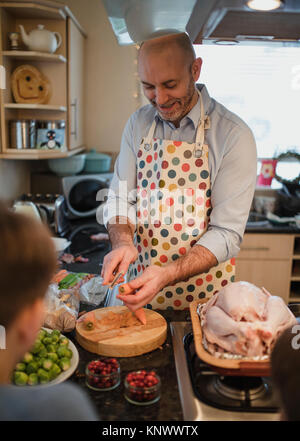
{"left": 246, "top": 222, "right": 300, "bottom": 234}
{"left": 56, "top": 217, "right": 299, "bottom": 421}
{"left": 67, "top": 309, "right": 187, "bottom": 422}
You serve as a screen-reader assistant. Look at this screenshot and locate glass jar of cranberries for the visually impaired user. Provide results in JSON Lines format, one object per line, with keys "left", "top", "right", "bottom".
{"left": 85, "top": 358, "right": 120, "bottom": 391}
{"left": 124, "top": 370, "right": 161, "bottom": 405}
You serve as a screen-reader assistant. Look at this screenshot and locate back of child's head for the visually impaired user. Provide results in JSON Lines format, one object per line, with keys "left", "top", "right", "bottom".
{"left": 0, "top": 202, "right": 57, "bottom": 329}
{"left": 271, "top": 324, "right": 300, "bottom": 420}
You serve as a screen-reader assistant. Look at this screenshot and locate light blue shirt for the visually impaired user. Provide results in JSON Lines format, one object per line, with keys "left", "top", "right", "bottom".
{"left": 103, "top": 84, "right": 257, "bottom": 263}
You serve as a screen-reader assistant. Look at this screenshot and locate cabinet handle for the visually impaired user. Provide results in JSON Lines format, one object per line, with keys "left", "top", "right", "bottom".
{"left": 241, "top": 247, "right": 270, "bottom": 251}
{"left": 71, "top": 98, "right": 77, "bottom": 140}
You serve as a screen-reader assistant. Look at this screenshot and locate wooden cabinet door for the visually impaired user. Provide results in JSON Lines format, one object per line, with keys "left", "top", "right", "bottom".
{"left": 235, "top": 259, "right": 291, "bottom": 303}
{"left": 67, "top": 17, "right": 85, "bottom": 150}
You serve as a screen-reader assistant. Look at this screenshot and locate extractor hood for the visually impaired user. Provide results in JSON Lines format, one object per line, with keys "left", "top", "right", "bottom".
{"left": 103, "top": 0, "right": 300, "bottom": 46}
{"left": 187, "top": 0, "right": 300, "bottom": 46}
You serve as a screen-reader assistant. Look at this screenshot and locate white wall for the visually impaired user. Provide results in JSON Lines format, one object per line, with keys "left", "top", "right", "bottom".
{"left": 63, "top": 0, "right": 140, "bottom": 153}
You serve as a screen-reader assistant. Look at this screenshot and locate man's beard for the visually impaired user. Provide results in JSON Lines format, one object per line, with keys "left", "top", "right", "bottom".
{"left": 150, "top": 77, "right": 196, "bottom": 124}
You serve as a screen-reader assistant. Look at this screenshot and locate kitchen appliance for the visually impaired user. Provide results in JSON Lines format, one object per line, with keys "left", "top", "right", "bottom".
{"left": 17, "top": 193, "right": 69, "bottom": 235}
{"left": 62, "top": 173, "right": 113, "bottom": 220}
{"left": 171, "top": 321, "right": 280, "bottom": 421}
{"left": 12, "top": 200, "right": 42, "bottom": 221}
{"left": 171, "top": 302, "right": 300, "bottom": 421}
{"left": 9, "top": 119, "right": 36, "bottom": 149}
{"left": 187, "top": 0, "right": 300, "bottom": 46}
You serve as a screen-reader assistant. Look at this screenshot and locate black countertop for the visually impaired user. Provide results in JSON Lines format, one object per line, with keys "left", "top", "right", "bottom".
{"left": 246, "top": 222, "right": 300, "bottom": 234}
{"left": 59, "top": 219, "right": 186, "bottom": 421}
{"left": 67, "top": 309, "right": 188, "bottom": 422}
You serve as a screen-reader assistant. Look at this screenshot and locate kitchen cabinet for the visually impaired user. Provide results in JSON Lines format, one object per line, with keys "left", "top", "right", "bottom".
{"left": 235, "top": 233, "right": 300, "bottom": 303}
{"left": 0, "top": 0, "right": 86, "bottom": 159}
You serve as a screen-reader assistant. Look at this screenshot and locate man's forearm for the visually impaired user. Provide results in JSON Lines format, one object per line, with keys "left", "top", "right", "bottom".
{"left": 107, "top": 216, "right": 135, "bottom": 250}
{"left": 164, "top": 245, "right": 218, "bottom": 286}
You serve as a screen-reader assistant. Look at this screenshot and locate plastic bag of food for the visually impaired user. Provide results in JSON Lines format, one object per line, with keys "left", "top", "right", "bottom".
{"left": 43, "top": 283, "right": 80, "bottom": 333}
{"left": 44, "top": 270, "right": 98, "bottom": 332}
{"left": 79, "top": 276, "right": 108, "bottom": 306}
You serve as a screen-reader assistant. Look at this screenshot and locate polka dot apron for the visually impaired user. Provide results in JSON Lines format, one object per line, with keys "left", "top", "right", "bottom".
{"left": 129, "top": 90, "right": 235, "bottom": 310}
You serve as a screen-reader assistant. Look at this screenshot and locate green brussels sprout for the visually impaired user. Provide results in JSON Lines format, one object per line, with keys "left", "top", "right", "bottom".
{"left": 31, "top": 341, "right": 42, "bottom": 354}
{"left": 51, "top": 335, "right": 60, "bottom": 344}
{"left": 42, "top": 359, "right": 53, "bottom": 371}
{"left": 57, "top": 346, "right": 68, "bottom": 358}
{"left": 22, "top": 352, "right": 33, "bottom": 364}
{"left": 37, "top": 368, "right": 49, "bottom": 384}
{"left": 46, "top": 344, "right": 57, "bottom": 353}
{"left": 38, "top": 347, "right": 48, "bottom": 358}
{"left": 48, "top": 363, "right": 61, "bottom": 380}
{"left": 59, "top": 337, "right": 69, "bottom": 346}
{"left": 64, "top": 348, "right": 73, "bottom": 359}
{"left": 14, "top": 371, "right": 29, "bottom": 386}
{"left": 15, "top": 362, "right": 26, "bottom": 372}
{"left": 42, "top": 337, "right": 52, "bottom": 346}
{"left": 59, "top": 357, "right": 71, "bottom": 372}
{"left": 35, "top": 358, "right": 43, "bottom": 368}
{"left": 26, "top": 361, "right": 38, "bottom": 375}
{"left": 51, "top": 330, "right": 61, "bottom": 338}
{"left": 47, "top": 352, "right": 58, "bottom": 363}
{"left": 27, "top": 373, "right": 39, "bottom": 386}
{"left": 38, "top": 329, "right": 46, "bottom": 340}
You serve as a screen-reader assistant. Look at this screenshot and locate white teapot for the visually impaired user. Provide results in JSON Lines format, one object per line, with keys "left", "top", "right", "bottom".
{"left": 19, "top": 24, "right": 62, "bottom": 53}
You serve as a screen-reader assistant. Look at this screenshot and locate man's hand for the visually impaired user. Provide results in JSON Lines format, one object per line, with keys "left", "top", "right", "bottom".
{"left": 116, "top": 265, "right": 172, "bottom": 311}
{"left": 101, "top": 243, "right": 138, "bottom": 285}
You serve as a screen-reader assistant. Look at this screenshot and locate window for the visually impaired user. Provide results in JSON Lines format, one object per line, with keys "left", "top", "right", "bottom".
{"left": 194, "top": 44, "right": 300, "bottom": 187}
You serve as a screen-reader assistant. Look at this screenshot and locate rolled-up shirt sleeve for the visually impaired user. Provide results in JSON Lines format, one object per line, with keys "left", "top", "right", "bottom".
{"left": 102, "top": 115, "right": 138, "bottom": 228}
{"left": 196, "top": 125, "right": 257, "bottom": 263}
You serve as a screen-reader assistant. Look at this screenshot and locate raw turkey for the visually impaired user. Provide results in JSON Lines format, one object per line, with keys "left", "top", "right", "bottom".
{"left": 200, "top": 281, "right": 297, "bottom": 357}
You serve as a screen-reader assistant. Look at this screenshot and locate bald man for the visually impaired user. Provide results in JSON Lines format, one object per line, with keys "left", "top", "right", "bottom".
{"left": 101, "top": 32, "right": 257, "bottom": 311}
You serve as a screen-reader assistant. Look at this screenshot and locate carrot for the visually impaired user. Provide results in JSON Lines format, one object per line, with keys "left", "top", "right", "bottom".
{"left": 52, "top": 269, "right": 68, "bottom": 284}
{"left": 119, "top": 283, "right": 147, "bottom": 325}
{"left": 134, "top": 308, "right": 147, "bottom": 325}
{"left": 118, "top": 283, "right": 134, "bottom": 295}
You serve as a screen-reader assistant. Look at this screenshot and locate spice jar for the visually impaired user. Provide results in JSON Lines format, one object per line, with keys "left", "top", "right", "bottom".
{"left": 124, "top": 370, "right": 161, "bottom": 405}
{"left": 85, "top": 358, "right": 120, "bottom": 391}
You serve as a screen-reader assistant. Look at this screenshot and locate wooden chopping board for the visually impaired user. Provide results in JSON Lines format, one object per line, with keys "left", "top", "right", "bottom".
{"left": 75, "top": 306, "right": 167, "bottom": 357}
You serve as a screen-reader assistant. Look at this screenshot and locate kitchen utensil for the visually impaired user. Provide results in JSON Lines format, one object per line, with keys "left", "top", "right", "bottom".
{"left": 9, "top": 119, "right": 36, "bottom": 149}
{"left": 48, "top": 154, "right": 86, "bottom": 177}
{"left": 75, "top": 306, "right": 167, "bottom": 357}
{"left": 19, "top": 24, "right": 62, "bottom": 53}
{"left": 83, "top": 149, "right": 112, "bottom": 173}
{"left": 190, "top": 299, "right": 271, "bottom": 376}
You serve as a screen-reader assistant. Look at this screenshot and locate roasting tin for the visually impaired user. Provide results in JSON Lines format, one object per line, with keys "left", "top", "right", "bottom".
{"left": 189, "top": 300, "right": 271, "bottom": 376}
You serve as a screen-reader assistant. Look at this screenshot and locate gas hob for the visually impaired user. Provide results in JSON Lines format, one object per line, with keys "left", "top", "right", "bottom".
{"left": 170, "top": 322, "right": 280, "bottom": 421}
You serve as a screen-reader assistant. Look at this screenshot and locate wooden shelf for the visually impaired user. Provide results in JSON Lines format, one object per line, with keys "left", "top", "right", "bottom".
{"left": 0, "top": 3, "right": 66, "bottom": 20}
{"left": 4, "top": 103, "right": 67, "bottom": 111}
{"left": 2, "top": 50, "right": 67, "bottom": 63}
{"left": 0, "top": 146, "right": 84, "bottom": 159}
